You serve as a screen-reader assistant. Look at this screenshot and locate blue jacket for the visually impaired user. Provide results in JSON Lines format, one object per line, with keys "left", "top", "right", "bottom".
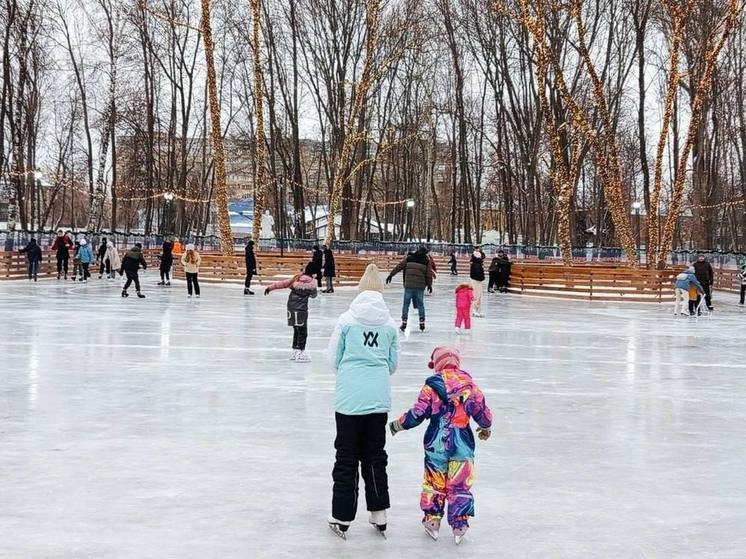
{"left": 328, "top": 291, "right": 400, "bottom": 415}
{"left": 674, "top": 271, "right": 703, "bottom": 292}
{"left": 77, "top": 243, "right": 94, "bottom": 264}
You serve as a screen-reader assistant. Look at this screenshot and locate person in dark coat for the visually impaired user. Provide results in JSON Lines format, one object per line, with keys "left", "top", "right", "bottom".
{"left": 20, "top": 238, "right": 42, "bottom": 281}
{"left": 449, "top": 252, "right": 458, "bottom": 276}
{"left": 386, "top": 246, "right": 433, "bottom": 332}
{"left": 693, "top": 255, "right": 714, "bottom": 310}
{"left": 322, "top": 244, "right": 336, "bottom": 293}
{"left": 50, "top": 230, "right": 73, "bottom": 280}
{"left": 312, "top": 245, "right": 324, "bottom": 288}
{"left": 244, "top": 240, "right": 258, "bottom": 295}
{"left": 119, "top": 243, "right": 147, "bottom": 298}
{"left": 496, "top": 251, "right": 512, "bottom": 293}
{"left": 488, "top": 255, "right": 500, "bottom": 293}
{"left": 96, "top": 238, "right": 109, "bottom": 279}
{"left": 158, "top": 240, "right": 174, "bottom": 286}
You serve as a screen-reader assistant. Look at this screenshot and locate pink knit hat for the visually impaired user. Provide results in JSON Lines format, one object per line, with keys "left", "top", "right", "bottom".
{"left": 428, "top": 345, "right": 461, "bottom": 371}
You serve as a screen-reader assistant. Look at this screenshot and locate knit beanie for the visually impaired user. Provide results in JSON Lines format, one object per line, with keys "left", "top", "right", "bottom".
{"left": 428, "top": 345, "right": 461, "bottom": 371}
{"left": 358, "top": 263, "right": 385, "bottom": 293}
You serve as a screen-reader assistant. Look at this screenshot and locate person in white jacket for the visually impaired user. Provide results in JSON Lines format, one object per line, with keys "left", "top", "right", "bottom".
{"left": 326, "top": 263, "right": 400, "bottom": 539}
{"left": 105, "top": 241, "right": 122, "bottom": 280}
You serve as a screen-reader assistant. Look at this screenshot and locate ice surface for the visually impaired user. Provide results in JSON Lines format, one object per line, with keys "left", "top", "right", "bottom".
{"left": 1, "top": 274, "right": 746, "bottom": 558}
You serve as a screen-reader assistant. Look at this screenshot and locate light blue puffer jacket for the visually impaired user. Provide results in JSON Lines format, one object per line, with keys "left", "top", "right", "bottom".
{"left": 674, "top": 270, "right": 703, "bottom": 292}
{"left": 328, "top": 291, "right": 400, "bottom": 415}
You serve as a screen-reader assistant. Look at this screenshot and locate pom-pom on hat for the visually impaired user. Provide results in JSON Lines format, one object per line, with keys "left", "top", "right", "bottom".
{"left": 358, "top": 263, "right": 385, "bottom": 293}
{"left": 428, "top": 345, "right": 461, "bottom": 371}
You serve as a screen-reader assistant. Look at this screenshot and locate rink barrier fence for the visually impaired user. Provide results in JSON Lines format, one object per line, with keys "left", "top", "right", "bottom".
{"left": 3, "top": 251, "right": 742, "bottom": 300}
{"left": 0, "top": 250, "right": 370, "bottom": 286}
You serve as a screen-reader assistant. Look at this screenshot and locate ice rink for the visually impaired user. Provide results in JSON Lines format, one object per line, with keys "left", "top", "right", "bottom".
{"left": 1, "top": 273, "right": 745, "bottom": 558}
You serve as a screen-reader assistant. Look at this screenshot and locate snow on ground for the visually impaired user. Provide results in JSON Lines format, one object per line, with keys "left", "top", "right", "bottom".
{"left": 1, "top": 273, "right": 745, "bottom": 558}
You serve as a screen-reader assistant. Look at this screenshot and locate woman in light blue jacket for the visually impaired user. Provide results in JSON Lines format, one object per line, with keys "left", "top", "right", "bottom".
{"left": 77, "top": 238, "right": 95, "bottom": 282}
{"left": 327, "top": 264, "right": 400, "bottom": 539}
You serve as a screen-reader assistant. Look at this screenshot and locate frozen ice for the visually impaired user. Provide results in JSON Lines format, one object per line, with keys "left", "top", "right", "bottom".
{"left": 1, "top": 274, "right": 746, "bottom": 558}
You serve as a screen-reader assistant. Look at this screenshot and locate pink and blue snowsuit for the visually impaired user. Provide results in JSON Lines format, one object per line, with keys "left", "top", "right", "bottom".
{"left": 397, "top": 368, "right": 492, "bottom": 529}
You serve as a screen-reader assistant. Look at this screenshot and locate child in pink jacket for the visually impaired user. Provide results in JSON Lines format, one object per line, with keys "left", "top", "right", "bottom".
{"left": 455, "top": 283, "right": 474, "bottom": 333}
{"left": 264, "top": 263, "right": 318, "bottom": 361}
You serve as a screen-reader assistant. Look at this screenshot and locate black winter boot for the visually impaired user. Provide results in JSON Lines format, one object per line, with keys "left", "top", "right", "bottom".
{"left": 121, "top": 290, "right": 129, "bottom": 298}
{"left": 137, "top": 292, "right": 146, "bottom": 299}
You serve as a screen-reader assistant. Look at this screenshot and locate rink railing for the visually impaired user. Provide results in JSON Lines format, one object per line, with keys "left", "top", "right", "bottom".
{"left": 0, "top": 250, "right": 371, "bottom": 286}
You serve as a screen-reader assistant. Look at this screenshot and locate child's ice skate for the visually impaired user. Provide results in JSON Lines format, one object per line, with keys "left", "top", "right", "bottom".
{"left": 453, "top": 525, "right": 468, "bottom": 545}
{"left": 422, "top": 516, "right": 441, "bottom": 541}
{"left": 368, "top": 510, "right": 387, "bottom": 538}
{"left": 290, "top": 350, "right": 299, "bottom": 361}
{"left": 419, "top": 318, "right": 426, "bottom": 332}
{"left": 399, "top": 318, "right": 408, "bottom": 333}
{"left": 328, "top": 515, "right": 350, "bottom": 540}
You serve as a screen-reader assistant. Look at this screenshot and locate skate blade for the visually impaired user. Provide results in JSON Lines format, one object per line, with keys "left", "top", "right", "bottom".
{"left": 370, "top": 523, "right": 387, "bottom": 539}
{"left": 454, "top": 535, "right": 464, "bottom": 545}
{"left": 329, "top": 524, "right": 347, "bottom": 540}
{"left": 424, "top": 528, "right": 439, "bottom": 541}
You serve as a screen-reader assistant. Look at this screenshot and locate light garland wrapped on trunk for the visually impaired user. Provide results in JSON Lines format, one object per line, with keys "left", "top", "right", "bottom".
{"left": 200, "top": 0, "right": 233, "bottom": 255}
{"left": 250, "top": 0, "right": 268, "bottom": 242}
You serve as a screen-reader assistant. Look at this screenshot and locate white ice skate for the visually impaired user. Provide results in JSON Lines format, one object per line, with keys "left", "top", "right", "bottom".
{"left": 296, "top": 351, "right": 311, "bottom": 363}
{"left": 423, "top": 517, "right": 440, "bottom": 541}
{"left": 453, "top": 526, "right": 468, "bottom": 545}
{"left": 289, "top": 350, "right": 299, "bottom": 361}
{"left": 369, "top": 510, "right": 387, "bottom": 538}
{"left": 328, "top": 515, "right": 350, "bottom": 540}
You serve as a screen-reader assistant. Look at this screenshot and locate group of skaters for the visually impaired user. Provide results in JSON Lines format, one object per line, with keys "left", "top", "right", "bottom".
{"left": 673, "top": 254, "right": 719, "bottom": 316}
{"left": 19, "top": 229, "right": 204, "bottom": 299}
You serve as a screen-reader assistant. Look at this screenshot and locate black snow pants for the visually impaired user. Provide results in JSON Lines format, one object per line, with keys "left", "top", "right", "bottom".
{"left": 331, "top": 412, "right": 390, "bottom": 522}
{"left": 124, "top": 270, "right": 141, "bottom": 292}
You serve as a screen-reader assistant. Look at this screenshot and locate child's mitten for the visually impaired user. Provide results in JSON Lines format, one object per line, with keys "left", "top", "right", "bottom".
{"left": 389, "top": 420, "right": 404, "bottom": 436}
{"left": 477, "top": 427, "right": 491, "bottom": 441}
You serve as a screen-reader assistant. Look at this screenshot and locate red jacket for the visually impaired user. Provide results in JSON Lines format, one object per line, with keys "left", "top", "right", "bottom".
{"left": 455, "top": 284, "right": 474, "bottom": 309}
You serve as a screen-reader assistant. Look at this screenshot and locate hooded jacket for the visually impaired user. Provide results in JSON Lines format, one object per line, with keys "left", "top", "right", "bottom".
{"left": 97, "top": 241, "right": 108, "bottom": 261}
{"left": 77, "top": 242, "right": 95, "bottom": 264}
{"left": 675, "top": 270, "right": 703, "bottom": 292}
{"left": 266, "top": 274, "right": 318, "bottom": 326}
{"left": 121, "top": 247, "right": 147, "bottom": 272}
{"left": 739, "top": 268, "right": 746, "bottom": 286}
{"left": 398, "top": 368, "right": 492, "bottom": 461}
{"left": 328, "top": 290, "right": 400, "bottom": 415}
{"left": 388, "top": 249, "right": 433, "bottom": 290}
{"left": 20, "top": 240, "right": 42, "bottom": 262}
{"left": 455, "top": 284, "right": 474, "bottom": 310}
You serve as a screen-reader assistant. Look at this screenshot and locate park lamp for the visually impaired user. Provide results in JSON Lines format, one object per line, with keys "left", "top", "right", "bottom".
{"left": 631, "top": 201, "right": 642, "bottom": 210}
{"left": 406, "top": 199, "right": 415, "bottom": 209}
{"left": 163, "top": 192, "right": 175, "bottom": 202}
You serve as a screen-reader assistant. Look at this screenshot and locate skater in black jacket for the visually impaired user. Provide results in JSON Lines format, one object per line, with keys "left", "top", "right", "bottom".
{"left": 244, "top": 240, "right": 258, "bottom": 295}
{"left": 312, "top": 245, "right": 324, "bottom": 288}
{"left": 322, "top": 245, "right": 336, "bottom": 293}
{"left": 158, "top": 240, "right": 174, "bottom": 286}
{"left": 96, "top": 238, "right": 109, "bottom": 278}
{"left": 20, "top": 238, "right": 42, "bottom": 281}
{"left": 120, "top": 243, "right": 147, "bottom": 298}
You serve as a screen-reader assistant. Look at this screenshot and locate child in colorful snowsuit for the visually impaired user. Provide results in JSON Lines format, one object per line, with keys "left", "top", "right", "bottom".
{"left": 455, "top": 283, "right": 474, "bottom": 333}
{"left": 390, "top": 346, "right": 492, "bottom": 544}
{"left": 264, "top": 263, "right": 318, "bottom": 361}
